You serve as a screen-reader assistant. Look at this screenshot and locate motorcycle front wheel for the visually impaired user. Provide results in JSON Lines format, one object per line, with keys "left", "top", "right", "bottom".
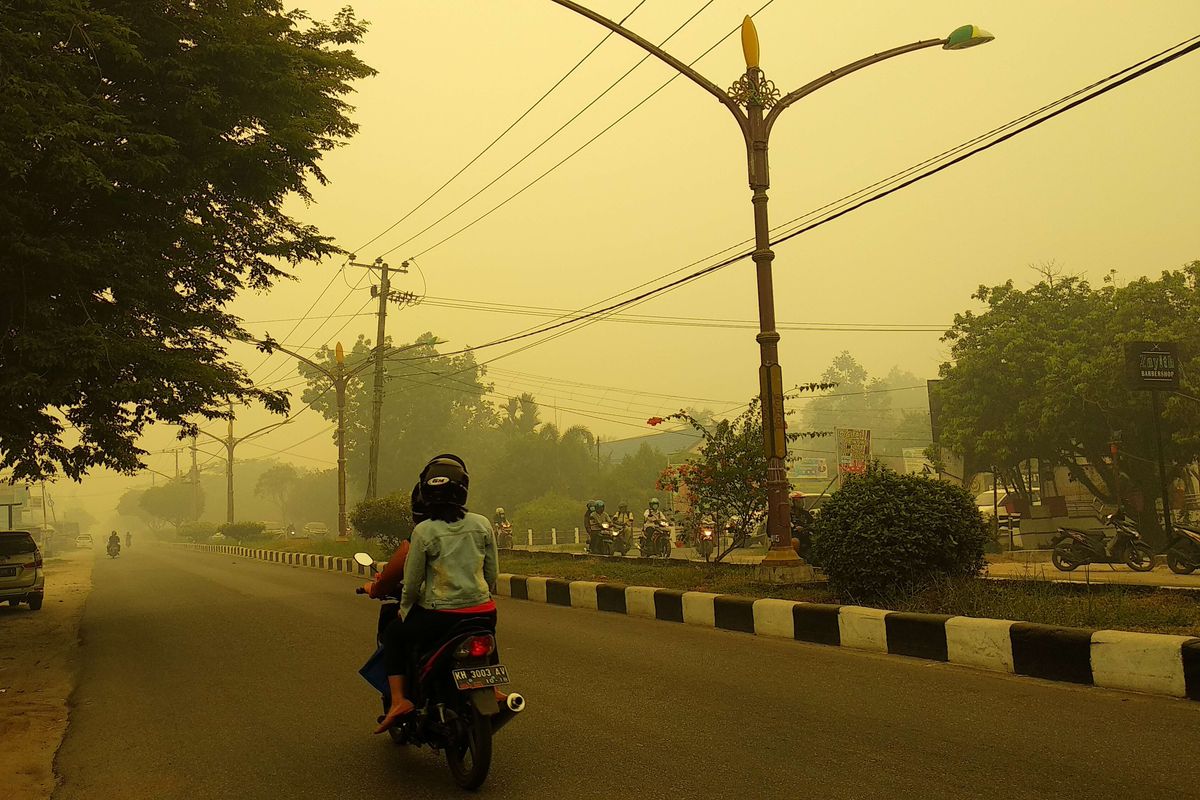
{"left": 1051, "top": 546, "right": 1079, "bottom": 572}
{"left": 446, "top": 707, "right": 493, "bottom": 790}
{"left": 1126, "top": 543, "right": 1154, "bottom": 572}
{"left": 1167, "top": 549, "right": 1197, "bottom": 575}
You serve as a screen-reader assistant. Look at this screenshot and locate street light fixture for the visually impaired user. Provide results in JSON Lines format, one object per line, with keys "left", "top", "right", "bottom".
{"left": 549, "top": 1, "right": 993, "bottom": 573}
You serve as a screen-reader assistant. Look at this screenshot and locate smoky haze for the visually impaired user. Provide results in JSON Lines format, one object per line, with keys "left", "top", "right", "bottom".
{"left": 54, "top": 0, "right": 1200, "bottom": 520}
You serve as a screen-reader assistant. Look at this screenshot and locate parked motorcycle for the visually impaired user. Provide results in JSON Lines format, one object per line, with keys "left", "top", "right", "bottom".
{"left": 1166, "top": 524, "right": 1200, "bottom": 575}
{"left": 353, "top": 553, "right": 524, "bottom": 790}
{"left": 639, "top": 519, "right": 672, "bottom": 558}
{"left": 696, "top": 523, "right": 715, "bottom": 561}
{"left": 1051, "top": 513, "right": 1153, "bottom": 572}
{"left": 496, "top": 522, "right": 514, "bottom": 550}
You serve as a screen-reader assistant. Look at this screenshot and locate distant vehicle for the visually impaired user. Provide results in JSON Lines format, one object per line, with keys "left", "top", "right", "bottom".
{"left": 0, "top": 531, "right": 45, "bottom": 610}
{"left": 75, "top": 533, "right": 94, "bottom": 549}
{"left": 263, "top": 521, "right": 286, "bottom": 538}
{"left": 209, "top": 532, "right": 227, "bottom": 542}
{"left": 301, "top": 522, "right": 329, "bottom": 538}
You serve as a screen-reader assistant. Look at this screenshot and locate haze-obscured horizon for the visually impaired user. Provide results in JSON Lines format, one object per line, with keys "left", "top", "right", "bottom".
{"left": 50, "top": 0, "right": 1200, "bottom": 519}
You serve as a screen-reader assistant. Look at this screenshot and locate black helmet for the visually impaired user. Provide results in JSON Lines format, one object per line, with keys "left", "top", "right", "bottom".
{"left": 418, "top": 454, "right": 469, "bottom": 508}
{"left": 411, "top": 483, "right": 429, "bottom": 525}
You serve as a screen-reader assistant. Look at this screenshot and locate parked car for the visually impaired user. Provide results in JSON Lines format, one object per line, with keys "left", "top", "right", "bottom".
{"left": 263, "top": 521, "right": 286, "bottom": 538}
{"left": 301, "top": 522, "right": 329, "bottom": 538}
{"left": 975, "top": 489, "right": 1040, "bottom": 519}
{"left": 75, "top": 533, "right": 94, "bottom": 549}
{"left": 0, "top": 530, "right": 45, "bottom": 610}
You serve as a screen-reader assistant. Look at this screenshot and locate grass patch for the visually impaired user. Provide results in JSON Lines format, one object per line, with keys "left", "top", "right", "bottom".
{"left": 497, "top": 552, "right": 1200, "bottom": 636}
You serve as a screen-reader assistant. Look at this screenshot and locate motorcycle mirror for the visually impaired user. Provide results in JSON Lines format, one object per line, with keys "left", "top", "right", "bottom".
{"left": 353, "top": 552, "right": 375, "bottom": 568}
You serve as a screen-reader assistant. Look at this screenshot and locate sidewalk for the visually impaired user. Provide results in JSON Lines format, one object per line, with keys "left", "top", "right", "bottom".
{"left": 986, "top": 560, "right": 1200, "bottom": 589}
{"left": 0, "top": 547, "right": 94, "bottom": 799}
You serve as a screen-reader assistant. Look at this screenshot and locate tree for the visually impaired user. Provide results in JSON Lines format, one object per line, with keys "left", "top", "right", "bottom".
{"left": 139, "top": 481, "right": 204, "bottom": 533}
{"left": 810, "top": 462, "right": 988, "bottom": 602}
{"left": 934, "top": 263, "right": 1200, "bottom": 543}
{"left": 512, "top": 493, "right": 581, "bottom": 539}
{"left": 350, "top": 492, "right": 413, "bottom": 553}
{"left": 255, "top": 464, "right": 300, "bottom": 520}
{"left": 285, "top": 468, "right": 339, "bottom": 530}
{"left": 218, "top": 521, "right": 266, "bottom": 543}
{"left": 0, "top": 3, "right": 374, "bottom": 482}
{"left": 297, "top": 334, "right": 495, "bottom": 496}
{"left": 657, "top": 391, "right": 832, "bottom": 559}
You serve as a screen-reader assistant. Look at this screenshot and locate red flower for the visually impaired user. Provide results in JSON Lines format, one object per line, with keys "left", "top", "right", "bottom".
{"left": 647, "top": 416, "right": 664, "bottom": 427}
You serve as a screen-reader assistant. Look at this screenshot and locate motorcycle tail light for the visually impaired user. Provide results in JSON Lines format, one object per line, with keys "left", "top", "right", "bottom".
{"left": 455, "top": 635, "right": 496, "bottom": 659}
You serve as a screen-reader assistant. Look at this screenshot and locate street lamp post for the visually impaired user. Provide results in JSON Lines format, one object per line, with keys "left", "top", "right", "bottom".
{"left": 548, "top": 2, "right": 993, "bottom": 569}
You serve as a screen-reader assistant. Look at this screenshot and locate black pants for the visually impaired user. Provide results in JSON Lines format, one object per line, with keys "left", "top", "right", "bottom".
{"left": 382, "top": 605, "right": 498, "bottom": 676}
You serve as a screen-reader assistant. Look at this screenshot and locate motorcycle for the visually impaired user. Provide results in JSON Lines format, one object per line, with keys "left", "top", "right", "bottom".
{"left": 353, "top": 553, "right": 524, "bottom": 790}
{"left": 696, "top": 523, "right": 715, "bottom": 561}
{"left": 107, "top": 541, "right": 121, "bottom": 559}
{"left": 1166, "top": 524, "right": 1200, "bottom": 575}
{"left": 639, "top": 519, "right": 672, "bottom": 558}
{"left": 611, "top": 520, "right": 633, "bottom": 557}
{"left": 590, "top": 522, "right": 618, "bottom": 556}
{"left": 496, "top": 522, "right": 514, "bottom": 549}
{"left": 1051, "top": 513, "right": 1153, "bottom": 572}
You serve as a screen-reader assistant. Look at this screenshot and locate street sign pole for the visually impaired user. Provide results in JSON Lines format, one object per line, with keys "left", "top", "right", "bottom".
{"left": 1151, "top": 390, "right": 1173, "bottom": 539}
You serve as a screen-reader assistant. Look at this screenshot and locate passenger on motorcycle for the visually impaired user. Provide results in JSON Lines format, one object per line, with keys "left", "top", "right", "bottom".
{"left": 586, "top": 500, "right": 613, "bottom": 553}
{"left": 372, "top": 454, "right": 499, "bottom": 734}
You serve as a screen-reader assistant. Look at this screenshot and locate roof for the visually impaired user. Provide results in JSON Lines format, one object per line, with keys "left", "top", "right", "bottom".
{"left": 598, "top": 429, "right": 704, "bottom": 462}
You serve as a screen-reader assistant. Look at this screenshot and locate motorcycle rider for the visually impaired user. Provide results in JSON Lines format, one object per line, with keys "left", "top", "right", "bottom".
{"left": 586, "top": 500, "right": 613, "bottom": 554}
{"left": 493, "top": 507, "right": 508, "bottom": 528}
{"left": 372, "top": 454, "right": 499, "bottom": 734}
{"left": 789, "top": 492, "right": 814, "bottom": 561}
{"left": 107, "top": 530, "right": 121, "bottom": 554}
{"left": 643, "top": 498, "right": 669, "bottom": 553}
{"left": 612, "top": 502, "right": 634, "bottom": 552}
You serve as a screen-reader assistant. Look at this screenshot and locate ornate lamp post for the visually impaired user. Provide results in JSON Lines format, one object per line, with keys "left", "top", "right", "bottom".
{"left": 549, "top": 2, "right": 993, "bottom": 570}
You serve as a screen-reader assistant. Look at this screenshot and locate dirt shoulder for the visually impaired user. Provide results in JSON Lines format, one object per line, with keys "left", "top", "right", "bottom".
{"left": 0, "top": 548, "right": 94, "bottom": 799}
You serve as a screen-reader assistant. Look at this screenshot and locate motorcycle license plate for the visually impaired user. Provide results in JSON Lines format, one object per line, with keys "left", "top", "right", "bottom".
{"left": 0, "top": 567, "right": 15, "bottom": 577}
{"left": 452, "top": 665, "right": 510, "bottom": 690}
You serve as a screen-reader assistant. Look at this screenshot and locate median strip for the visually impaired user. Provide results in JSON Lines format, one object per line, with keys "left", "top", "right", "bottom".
{"left": 177, "top": 542, "right": 1200, "bottom": 702}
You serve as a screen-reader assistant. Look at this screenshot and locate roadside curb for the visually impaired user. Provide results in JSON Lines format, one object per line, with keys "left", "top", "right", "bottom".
{"left": 176, "top": 543, "right": 1200, "bottom": 702}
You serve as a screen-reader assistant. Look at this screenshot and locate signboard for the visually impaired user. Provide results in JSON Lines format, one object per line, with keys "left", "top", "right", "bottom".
{"left": 902, "top": 447, "right": 933, "bottom": 475}
{"left": 793, "top": 458, "right": 829, "bottom": 479}
{"left": 758, "top": 364, "right": 787, "bottom": 459}
{"left": 1124, "top": 341, "right": 1180, "bottom": 391}
{"left": 835, "top": 428, "right": 871, "bottom": 477}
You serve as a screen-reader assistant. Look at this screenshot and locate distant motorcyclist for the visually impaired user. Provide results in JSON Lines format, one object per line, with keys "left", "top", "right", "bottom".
{"left": 586, "top": 500, "right": 613, "bottom": 554}
{"left": 107, "top": 531, "right": 121, "bottom": 556}
{"left": 613, "top": 502, "right": 634, "bottom": 531}
{"left": 492, "top": 507, "right": 513, "bottom": 548}
{"left": 643, "top": 498, "right": 668, "bottom": 526}
{"left": 493, "top": 507, "right": 508, "bottom": 527}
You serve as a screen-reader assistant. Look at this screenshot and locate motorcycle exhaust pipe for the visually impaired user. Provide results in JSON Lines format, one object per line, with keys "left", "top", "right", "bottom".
{"left": 491, "top": 693, "right": 526, "bottom": 733}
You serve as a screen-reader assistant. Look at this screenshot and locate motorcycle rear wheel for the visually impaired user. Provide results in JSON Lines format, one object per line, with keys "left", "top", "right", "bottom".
{"left": 1167, "top": 550, "right": 1198, "bottom": 575}
{"left": 446, "top": 707, "right": 493, "bottom": 790}
{"left": 1126, "top": 543, "right": 1154, "bottom": 572}
{"left": 1051, "top": 547, "right": 1079, "bottom": 572}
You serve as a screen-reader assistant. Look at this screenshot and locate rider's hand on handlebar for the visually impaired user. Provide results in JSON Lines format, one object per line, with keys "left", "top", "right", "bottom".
{"left": 359, "top": 582, "right": 374, "bottom": 596}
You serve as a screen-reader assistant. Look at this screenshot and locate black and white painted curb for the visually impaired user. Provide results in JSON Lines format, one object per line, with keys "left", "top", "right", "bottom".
{"left": 176, "top": 544, "right": 1200, "bottom": 702}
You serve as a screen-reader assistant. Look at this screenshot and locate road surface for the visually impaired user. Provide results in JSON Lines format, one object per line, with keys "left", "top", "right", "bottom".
{"left": 53, "top": 545, "right": 1200, "bottom": 799}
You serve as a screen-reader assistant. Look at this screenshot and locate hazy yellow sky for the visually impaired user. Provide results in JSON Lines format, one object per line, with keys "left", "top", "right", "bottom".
{"left": 59, "top": 0, "right": 1200, "bottom": 512}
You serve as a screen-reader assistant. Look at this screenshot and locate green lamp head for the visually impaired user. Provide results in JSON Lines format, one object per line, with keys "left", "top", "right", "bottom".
{"left": 943, "top": 24, "right": 995, "bottom": 50}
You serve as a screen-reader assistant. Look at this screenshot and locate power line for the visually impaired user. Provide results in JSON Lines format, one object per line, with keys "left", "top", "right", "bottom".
{"left": 381, "top": 1, "right": 777, "bottom": 262}
{"left": 373, "top": 0, "right": 721, "bottom": 260}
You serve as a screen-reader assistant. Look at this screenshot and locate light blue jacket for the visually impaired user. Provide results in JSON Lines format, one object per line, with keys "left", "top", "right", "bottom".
{"left": 401, "top": 511, "right": 498, "bottom": 616}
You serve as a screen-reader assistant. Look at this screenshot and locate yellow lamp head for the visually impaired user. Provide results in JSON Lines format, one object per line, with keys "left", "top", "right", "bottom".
{"left": 335, "top": 341, "right": 345, "bottom": 365}
{"left": 741, "top": 16, "right": 760, "bottom": 69}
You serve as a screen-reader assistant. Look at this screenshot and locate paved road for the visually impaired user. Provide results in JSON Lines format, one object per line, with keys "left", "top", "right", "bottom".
{"left": 53, "top": 546, "right": 1200, "bottom": 800}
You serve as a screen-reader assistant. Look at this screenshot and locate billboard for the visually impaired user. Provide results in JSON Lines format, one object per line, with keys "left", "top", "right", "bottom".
{"left": 1124, "top": 341, "right": 1180, "bottom": 391}
{"left": 835, "top": 428, "right": 871, "bottom": 477}
{"left": 793, "top": 458, "right": 829, "bottom": 479}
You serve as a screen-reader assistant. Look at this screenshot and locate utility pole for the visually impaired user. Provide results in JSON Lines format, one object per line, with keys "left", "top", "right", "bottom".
{"left": 190, "top": 434, "right": 200, "bottom": 522}
{"left": 350, "top": 256, "right": 415, "bottom": 500}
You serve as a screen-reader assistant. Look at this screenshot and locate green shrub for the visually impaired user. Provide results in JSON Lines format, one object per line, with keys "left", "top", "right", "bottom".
{"left": 513, "top": 493, "right": 583, "bottom": 537}
{"left": 218, "top": 520, "right": 266, "bottom": 542}
{"left": 810, "top": 462, "right": 989, "bottom": 602}
{"left": 350, "top": 493, "right": 413, "bottom": 553}
{"left": 178, "top": 521, "right": 215, "bottom": 542}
